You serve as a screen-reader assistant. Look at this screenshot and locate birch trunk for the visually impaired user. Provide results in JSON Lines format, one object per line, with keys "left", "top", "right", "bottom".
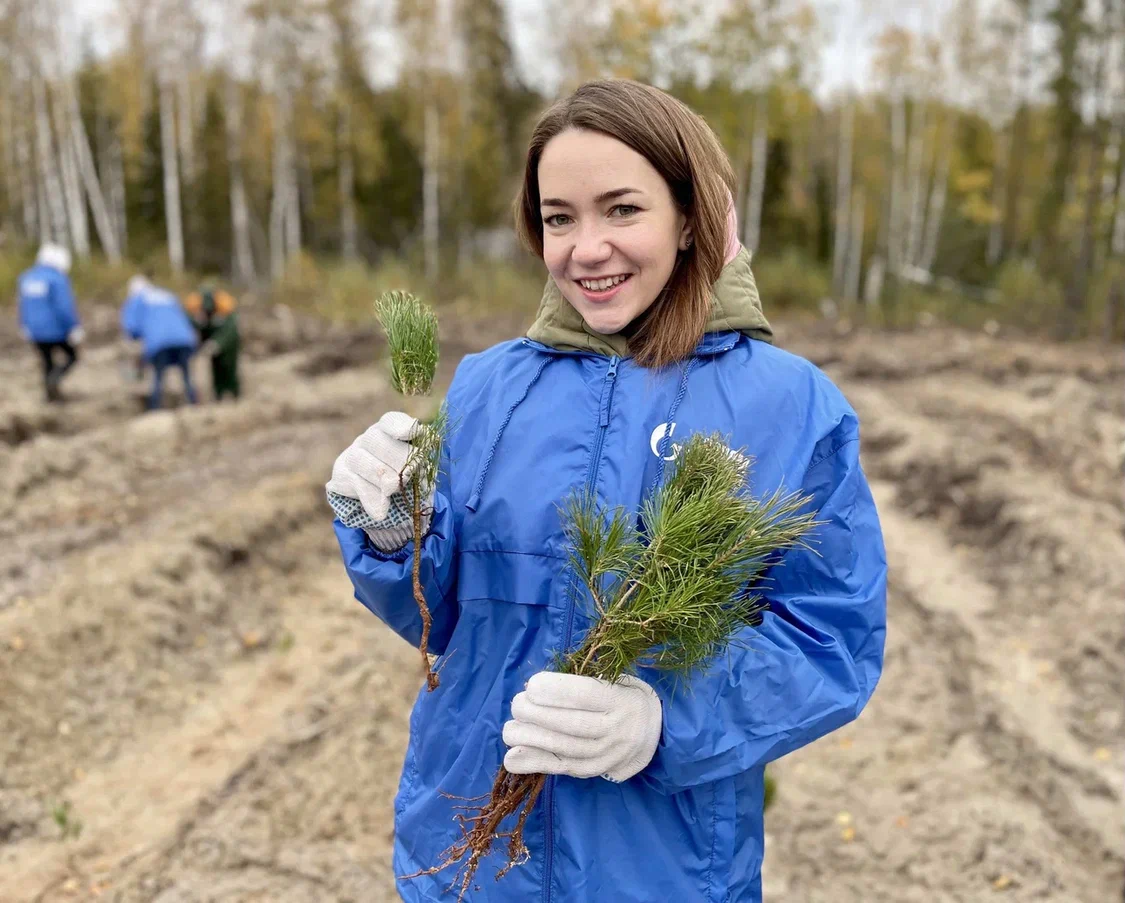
{"left": 743, "top": 92, "right": 769, "bottom": 254}
{"left": 15, "top": 116, "right": 37, "bottom": 239}
{"left": 338, "top": 102, "right": 358, "bottom": 260}
{"left": 903, "top": 100, "right": 929, "bottom": 270}
{"left": 888, "top": 91, "right": 907, "bottom": 275}
{"left": 2, "top": 79, "right": 21, "bottom": 238}
{"left": 65, "top": 81, "right": 120, "bottom": 261}
{"left": 97, "top": 115, "right": 127, "bottom": 252}
{"left": 9, "top": 69, "right": 37, "bottom": 240}
{"left": 286, "top": 140, "right": 303, "bottom": 259}
{"left": 832, "top": 101, "right": 854, "bottom": 297}
{"left": 920, "top": 132, "right": 951, "bottom": 275}
{"left": 1096, "top": 123, "right": 1120, "bottom": 267}
{"left": 270, "top": 83, "right": 294, "bottom": 280}
{"left": 111, "top": 134, "right": 127, "bottom": 252}
{"left": 988, "top": 125, "right": 1010, "bottom": 266}
{"left": 1111, "top": 123, "right": 1125, "bottom": 256}
{"left": 844, "top": 192, "right": 866, "bottom": 304}
{"left": 176, "top": 76, "right": 196, "bottom": 188}
{"left": 159, "top": 78, "right": 185, "bottom": 272}
{"left": 1062, "top": 134, "right": 1104, "bottom": 334}
{"left": 32, "top": 74, "right": 67, "bottom": 244}
{"left": 225, "top": 78, "right": 255, "bottom": 284}
{"left": 53, "top": 84, "right": 89, "bottom": 257}
{"left": 423, "top": 100, "right": 440, "bottom": 282}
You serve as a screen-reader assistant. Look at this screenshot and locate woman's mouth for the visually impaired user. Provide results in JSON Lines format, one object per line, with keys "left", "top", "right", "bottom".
{"left": 575, "top": 273, "right": 633, "bottom": 302}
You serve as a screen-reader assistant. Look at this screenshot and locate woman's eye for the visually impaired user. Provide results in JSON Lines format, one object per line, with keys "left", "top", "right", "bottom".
{"left": 610, "top": 204, "right": 639, "bottom": 218}
{"left": 544, "top": 214, "right": 571, "bottom": 227}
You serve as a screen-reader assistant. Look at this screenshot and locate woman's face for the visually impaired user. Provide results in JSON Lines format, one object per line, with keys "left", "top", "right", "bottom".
{"left": 538, "top": 128, "right": 691, "bottom": 336}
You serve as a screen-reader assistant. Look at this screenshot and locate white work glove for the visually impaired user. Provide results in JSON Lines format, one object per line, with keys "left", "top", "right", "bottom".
{"left": 503, "top": 672, "right": 663, "bottom": 783}
{"left": 67, "top": 326, "right": 85, "bottom": 346}
{"left": 200, "top": 339, "right": 220, "bottom": 357}
{"left": 20, "top": 327, "right": 31, "bottom": 342}
{"left": 325, "top": 411, "right": 432, "bottom": 552}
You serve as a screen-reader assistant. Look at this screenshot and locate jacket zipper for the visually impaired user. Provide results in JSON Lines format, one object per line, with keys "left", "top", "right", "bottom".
{"left": 543, "top": 355, "right": 618, "bottom": 903}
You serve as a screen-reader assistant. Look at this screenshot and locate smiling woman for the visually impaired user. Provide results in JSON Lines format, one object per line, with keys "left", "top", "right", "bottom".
{"left": 534, "top": 131, "right": 688, "bottom": 337}
{"left": 327, "top": 77, "right": 887, "bottom": 903}
{"left": 515, "top": 80, "right": 737, "bottom": 367}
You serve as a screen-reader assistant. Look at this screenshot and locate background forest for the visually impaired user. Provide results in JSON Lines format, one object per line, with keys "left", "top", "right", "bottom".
{"left": 3, "top": 0, "right": 1125, "bottom": 338}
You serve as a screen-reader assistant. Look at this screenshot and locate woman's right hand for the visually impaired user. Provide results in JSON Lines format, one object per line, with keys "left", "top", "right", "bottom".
{"left": 326, "top": 411, "right": 422, "bottom": 521}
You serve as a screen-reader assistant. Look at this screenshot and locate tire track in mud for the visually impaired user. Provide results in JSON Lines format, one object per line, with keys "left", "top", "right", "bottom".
{"left": 82, "top": 614, "right": 421, "bottom": 903}
{"left": 765, "top": 478, "right": 1122, "bottom": 902}
{"left": 844, "top": 380, "right": 1125, "bottom": 754}
{"left": 5, "top": 557, "right": 413, "bottom": 902}
{"left": 905, "top": 373, "right": 1123, "bottom": 508}
{"left": 876, "top": 492, "right": 1121, "bottom": 867}
{"left": 0, "top": 306, "right": 478, "bottom": 903}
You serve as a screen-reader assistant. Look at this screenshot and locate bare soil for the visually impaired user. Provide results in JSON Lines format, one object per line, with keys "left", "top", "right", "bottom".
{"left": 1, "top": 308, "right": 1121, "bottom": 902}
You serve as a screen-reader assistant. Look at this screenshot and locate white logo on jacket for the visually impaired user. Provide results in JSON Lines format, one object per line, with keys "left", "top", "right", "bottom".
{"left": 650, "top": 421, "right": 752, "bottom": 472}
{"left": 650, "top": 422, "right": 678, "bottom": 460}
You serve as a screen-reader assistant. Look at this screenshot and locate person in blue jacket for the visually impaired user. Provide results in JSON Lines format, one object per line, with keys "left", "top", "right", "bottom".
{"left": 327, "top": 79, "right": 887, "bottom": 903}
{"left": 17, "top": 243, "right": 84, "bottom": 402}
{"left": 120, "top": 274, "right": 199, "bottom": 410}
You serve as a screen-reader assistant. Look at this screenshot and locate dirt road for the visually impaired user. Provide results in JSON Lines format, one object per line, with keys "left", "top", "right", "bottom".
{"left": 1, "top": 307, "right": 1121, "bottom": 902}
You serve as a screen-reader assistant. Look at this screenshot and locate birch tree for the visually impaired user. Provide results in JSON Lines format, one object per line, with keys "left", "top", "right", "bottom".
{"left": 225, "top": 77, "right": 255, "bottom": 282}
{"left": 248, "top": 0, "right": 312, "bottom": 279}
{"left": 832, "top": 99, "right": 854, "bottom": 297}
{"left": 398, "top": 0, "right": 454, "bottom": 280}
{"left": 32, "top": 72, "right": 68, "bottom": 243}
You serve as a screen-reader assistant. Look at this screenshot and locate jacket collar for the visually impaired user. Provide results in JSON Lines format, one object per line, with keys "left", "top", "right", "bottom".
{"left": 525, "top": 247, "right": 773, "bottom": 359}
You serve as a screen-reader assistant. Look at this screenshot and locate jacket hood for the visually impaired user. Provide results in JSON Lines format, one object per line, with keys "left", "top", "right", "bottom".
{"left": 525, "top": 247, "right": 773, "bottom": 358}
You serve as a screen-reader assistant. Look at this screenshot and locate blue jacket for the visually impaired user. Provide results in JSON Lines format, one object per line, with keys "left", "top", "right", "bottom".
{"left": 333, "top": 251, "right": 887, "bottom": 903}
{"left": 120, "top": 285, "right": 198, "bottom": 359}
{"left": 18, "top": 263, "right": 79, "bottom": 343}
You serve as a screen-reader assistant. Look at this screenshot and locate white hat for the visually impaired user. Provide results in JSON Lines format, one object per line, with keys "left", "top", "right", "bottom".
{"left": 37, "top": 243, "right": 72, "bottom": 274}
{"left": 126, "top": 274, "right": 150, "bottom": 297}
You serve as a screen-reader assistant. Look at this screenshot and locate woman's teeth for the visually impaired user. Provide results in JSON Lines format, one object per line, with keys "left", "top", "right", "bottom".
{"left": 579, "top": 275, "right": 630, "bottom": 291}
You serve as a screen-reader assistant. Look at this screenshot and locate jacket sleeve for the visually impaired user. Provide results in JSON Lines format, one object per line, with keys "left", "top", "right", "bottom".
{"left": 54, "top": 278, "right": 79, "bottom": 333}
{"left": 332, "top": 458, "right": 460, "bottom": 654}
{"left": 639, "top": 419, "right": 887, "bottom": 794}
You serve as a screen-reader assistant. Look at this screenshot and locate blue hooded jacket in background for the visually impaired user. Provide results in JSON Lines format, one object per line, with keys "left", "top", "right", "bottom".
{"left": 333, "top": 250, "right": 887, "bottom": 903}
{"left": 18, "top": 263, "right": 79, "bottom": 343}
{"left": 120, "top": 284, "right": 198, "bottom": 359}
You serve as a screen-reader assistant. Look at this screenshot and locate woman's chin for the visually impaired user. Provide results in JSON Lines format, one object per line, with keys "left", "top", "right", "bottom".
{"left": 578, "top": 308, "right": 631, "bottom": 336}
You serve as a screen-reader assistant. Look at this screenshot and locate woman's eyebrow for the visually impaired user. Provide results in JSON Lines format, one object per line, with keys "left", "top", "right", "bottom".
{"left": 540, "top": 187, "right": 643, "bottom": 208}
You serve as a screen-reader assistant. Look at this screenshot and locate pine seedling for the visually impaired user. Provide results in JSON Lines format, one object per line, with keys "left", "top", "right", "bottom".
{"left": 412, "top": 433, "right": 820, "bottom": 898}
{"left": 376, "top": 291, "right": 439, "bottom": 396}
{"left": 376, "top": 290, "right": 446, "bottom": 691}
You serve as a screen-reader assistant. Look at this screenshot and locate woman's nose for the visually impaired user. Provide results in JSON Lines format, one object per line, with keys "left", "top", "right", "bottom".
{"left": 571, "top": 224, "right": 612, "bottom": 266}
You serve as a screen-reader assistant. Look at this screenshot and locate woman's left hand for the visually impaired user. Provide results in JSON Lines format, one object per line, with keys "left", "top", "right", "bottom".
{"left": 502, "top": 672, "right": 662, "bottom": 782}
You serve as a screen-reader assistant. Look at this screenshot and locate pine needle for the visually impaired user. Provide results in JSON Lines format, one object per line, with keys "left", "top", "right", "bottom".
{"left": 561, "top": 433, "right": 819, "bottom": 684}
{"left": 375, "top": 290, "right": 439, "bottom": 396}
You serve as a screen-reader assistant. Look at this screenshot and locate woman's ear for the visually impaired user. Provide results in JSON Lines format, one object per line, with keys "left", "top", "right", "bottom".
{"left": 678, "top": 220, "right": 694, "bottom": 251}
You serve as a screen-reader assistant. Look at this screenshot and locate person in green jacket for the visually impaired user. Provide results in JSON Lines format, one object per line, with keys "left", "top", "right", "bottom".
{"left": 184, "top": 284, "right": 241, "bottom": 400}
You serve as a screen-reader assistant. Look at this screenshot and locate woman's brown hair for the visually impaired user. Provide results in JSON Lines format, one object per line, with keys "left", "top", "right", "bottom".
{"left": 514, "top": 79, "right": 736, "bottom": 369}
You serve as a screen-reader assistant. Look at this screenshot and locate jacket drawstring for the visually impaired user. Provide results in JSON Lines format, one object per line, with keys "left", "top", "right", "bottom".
{"left": 646, "top": 357, "right": 698, "bottom": 500}
{"left": 466, "top": 354, "right": 556, "bottom": 512}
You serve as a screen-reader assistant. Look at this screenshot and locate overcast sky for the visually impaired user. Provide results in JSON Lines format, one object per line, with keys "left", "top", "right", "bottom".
{"left": 73, "top": 0, "right": 951, "bottom": 100}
